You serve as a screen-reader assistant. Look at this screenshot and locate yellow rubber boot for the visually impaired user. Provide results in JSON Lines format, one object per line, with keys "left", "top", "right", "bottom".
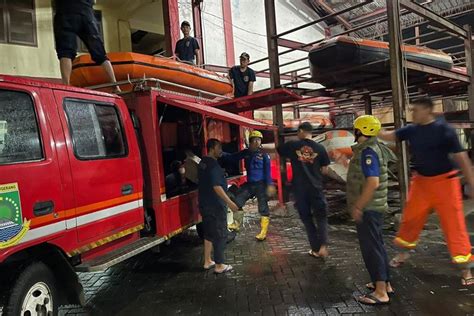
{"left": 255, "top": 216, "right": 269, "bottom": 241}
{"left": 228, "top": 210, "right": 244, "bottom": 231}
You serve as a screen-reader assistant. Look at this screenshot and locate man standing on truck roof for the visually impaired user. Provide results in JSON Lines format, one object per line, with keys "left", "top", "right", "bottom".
{"left": 378, "top": 97, "right": 474, "bottom": 287}
{"left": 229, "top": 52, "right": 256, "bottom": 98}
{"left": 53, "top": 0, "right": 120, "bottom": 91}
{"left": 278, "top": 122, "right": 331, "bottom": 259}
{"left": 223, "top": 130, "right": 275, "bottom": 241}
{"left": 198, "top": 139, "right": 239, "bottom": 274}
{"left": 347, "top": 115, "right": 395, "bottom": 305}
{"left": 174, "top": 21, "right": 201, "bottom": 65}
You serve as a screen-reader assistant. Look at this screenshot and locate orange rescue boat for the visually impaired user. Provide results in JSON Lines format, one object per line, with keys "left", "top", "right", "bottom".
{"left": 71, "top": 52, "right": 233, "bottom": 96}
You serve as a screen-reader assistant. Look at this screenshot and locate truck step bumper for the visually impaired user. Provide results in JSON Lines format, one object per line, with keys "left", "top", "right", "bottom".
{"left": 75, "top": 236, "right": 165, "bottom": 272}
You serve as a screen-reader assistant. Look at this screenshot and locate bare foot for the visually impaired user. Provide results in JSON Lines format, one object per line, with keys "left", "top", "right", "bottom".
{"left": 389, "top": 252, "right": 410, "bottom": 268}
{"left": 357, "top": 292, "right": 390, "bottom": 305}
{"left": 318, "top": 245, "right": 329, "bottom": 258}
{"left": 203, "top": 261, "right": 215, "bottom": 270}
{"left": 366, "top": 282, "right": 394, "bottom": 294}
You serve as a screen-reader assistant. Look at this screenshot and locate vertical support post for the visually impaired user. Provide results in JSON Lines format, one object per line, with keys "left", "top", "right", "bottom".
{"left": 364, "top": 95, "right": 372, "bottom": 115}
{"left": 162, "top": 0, "right": 180, "bottom": 57}
{"left": 465, "top": 25, "right": 474, "bottom": 160}
{"left": 222, "top": 0, "right": 235, "bottom": 67}
{"left": 264, "top": 0, "right": 287, "bottom": 202}
{"left": 387, "top": 0, "right": 409, "bottom": 205}
{"left": 415, "top": 26, "right": 420, "bottom": 45}
{"left": 291, "top": 71, "right": 300, "bottom": 119}
{"left": 193, "top": 0, "right": 205, "bottom": 65}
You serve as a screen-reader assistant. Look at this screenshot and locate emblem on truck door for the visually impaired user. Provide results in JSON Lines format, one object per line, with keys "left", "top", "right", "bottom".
{"left": 0, "top": 183, "right": 30, "bottom": 249}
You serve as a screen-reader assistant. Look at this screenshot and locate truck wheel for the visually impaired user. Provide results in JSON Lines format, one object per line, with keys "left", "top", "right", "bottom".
{"left": 196, "top": 222, "right": 204, "bottom": 240}
{"left": 5, "top": 262, "right": 59, "bottom": 316}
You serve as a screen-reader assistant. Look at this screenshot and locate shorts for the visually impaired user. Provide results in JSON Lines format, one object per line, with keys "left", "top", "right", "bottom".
{"left": 54, "top": 13, "right": 108, "bottom": 64}
{"left": 200, "top": 206, "right": 227, "bottom": 242}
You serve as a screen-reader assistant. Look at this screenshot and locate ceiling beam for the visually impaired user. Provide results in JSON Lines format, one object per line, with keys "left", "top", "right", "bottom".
{"left": 313, "top": 0, "right": 352, "bottom": 29}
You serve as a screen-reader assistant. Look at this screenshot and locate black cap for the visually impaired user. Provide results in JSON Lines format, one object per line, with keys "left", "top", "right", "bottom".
{"left": 298, "top": 122, "right": 313, "bottom": 132}
{"left": 240, "top": 52, "right": 250, "bottom": 60}
{"left": 181, "top": 21, "right": 191, "bottom": 28}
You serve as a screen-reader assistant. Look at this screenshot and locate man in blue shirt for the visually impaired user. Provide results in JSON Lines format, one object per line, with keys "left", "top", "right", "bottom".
{"left": 174, "top": 21, "right": 200, "bottom": 65}
{"left": 223, "top": 131, "right": 275, "bottom": 241}
{"left": 379, "top": 97, "right": 474, "bottom": 287}
{"left": 198, "top": 139, "right": 239, "bottom": 274}
{"left": 347, "top": 115, "right": 395, "bottom": 305}
{"left": 229, "top": 52, "right": 256, "bottom": 98}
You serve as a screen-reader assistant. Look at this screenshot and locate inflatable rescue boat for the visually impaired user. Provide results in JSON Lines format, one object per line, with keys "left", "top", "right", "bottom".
{"left": 71, "top": 52, "right": 233, "bottom": 96}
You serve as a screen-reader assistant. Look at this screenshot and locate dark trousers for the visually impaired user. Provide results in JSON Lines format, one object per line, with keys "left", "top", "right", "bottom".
{"left": 294, "top": 186, "right": 328, "bottom": 251}
{"left": 201, "top": 206, "right": 227, "bottom": 264}
{"left": 356, "top": 211, "right": 391, "bottom": 283}
{"left": 234, "top": 181, "right": 269, "bottom": 216}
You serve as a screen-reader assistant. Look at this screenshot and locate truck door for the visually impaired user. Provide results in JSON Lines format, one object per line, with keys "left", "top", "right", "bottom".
{"left": 54, "top": 91, "right": 142, "bottom": 243}
{"left": 0, "top": 86, "right": 66, "bottom": 248}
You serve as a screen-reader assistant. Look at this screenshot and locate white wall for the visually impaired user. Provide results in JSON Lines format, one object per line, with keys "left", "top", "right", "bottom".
{"left": 0, "top": 0, "right": 60, "bottom": 78}
{"left": 177, "top": 0, "right": 324, "bottom": 91}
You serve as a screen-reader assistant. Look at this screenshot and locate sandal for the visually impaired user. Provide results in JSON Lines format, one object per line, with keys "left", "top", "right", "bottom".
{"left": 365, "top": 283, "right": 395, "bottom": 296}
{"left": 461, "top": 277, "right": 474, "bottom": 286}
{"left": 308, "top": 249, "right": 328, "bottom": 259}
{"left": 203, "top": 261, "right": 215, "bottom": 270}
{"left": 214, "top": 264, "right": 233, "bottom": 274}
{"left": 357, "top": 294, "right": 390, "bottom": 306}
{"left": 389, "top": 254, "right": 409, "bottom": 268}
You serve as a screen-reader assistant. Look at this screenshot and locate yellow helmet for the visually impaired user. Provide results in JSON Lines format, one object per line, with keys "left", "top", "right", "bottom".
{"left": 249, "top": 130, "right": 263, "bottom": 139}
{"left": 353, "top": 115, "right": 381, "bottom": 137}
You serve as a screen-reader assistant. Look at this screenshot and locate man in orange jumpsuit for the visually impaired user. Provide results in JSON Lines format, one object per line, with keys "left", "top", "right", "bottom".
{"left": 379, "top": 97, "right": 473, "bottom": 286}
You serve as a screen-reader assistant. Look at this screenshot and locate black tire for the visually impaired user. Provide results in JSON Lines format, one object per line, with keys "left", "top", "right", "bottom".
{"left": 5, "top": 261, "right": 59, "bottom": 316}
{"left": 196, "top": 222, "right": 205, "bottom": 240}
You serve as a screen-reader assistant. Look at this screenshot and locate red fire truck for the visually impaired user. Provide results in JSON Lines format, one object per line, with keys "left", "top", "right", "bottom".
{"left": 0, "top": 75, "right": 298, "bottom": 314}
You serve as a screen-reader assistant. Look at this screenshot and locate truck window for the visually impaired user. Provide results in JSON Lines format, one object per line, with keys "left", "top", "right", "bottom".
{"left": 0, "top": 90, "right": 43, "bottom": 164}
{"left": 64, "top": 99, "right": 127, "bottom": 160}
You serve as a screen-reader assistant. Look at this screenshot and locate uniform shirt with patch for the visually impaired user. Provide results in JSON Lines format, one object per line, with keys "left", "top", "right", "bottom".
{"left": 175, "top": 37, "right": 200, "bottom": 63}
{"left": 229, "top": 66, "right": 256, "bottom": 98}
{"left": 396, "top": 119, "right": 463, "bottom": 176}
{"left": 278, "top": 139, "right": 330, "bottom": 188}
{"left": 198, "top": 157, "right": 228, "bottom": 210}
{"left": 223, "top": 149, "right": 272, "bottom": 185}
{"left": 361, "top": 148, "right": 380, "bottom": 177}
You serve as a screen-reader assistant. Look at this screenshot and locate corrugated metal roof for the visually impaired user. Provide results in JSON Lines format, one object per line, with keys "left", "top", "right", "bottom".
{"left": 312, "top": 0, "right": 473, "bottom": 39}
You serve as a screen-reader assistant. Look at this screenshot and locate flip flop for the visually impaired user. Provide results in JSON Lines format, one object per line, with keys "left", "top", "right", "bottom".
{"left": 357, "top": 294, "right": 390, "bottom": 306}
{"left": 389, "top": 257, "right": 406, "bottom": 268}
{"left": 308, "top": 250, "right": 321, "bottom": 258}
{"left": 461, "top": 277, "right": 474, "bottom": 286}
{"left": 365, "top": 283, "right": 395, "bottom": 296}
{"left": 203, "top": 261, "right": 215, "bottom": 270}
{"left": 214, "top": 264, "right": 233, "bottom": 274}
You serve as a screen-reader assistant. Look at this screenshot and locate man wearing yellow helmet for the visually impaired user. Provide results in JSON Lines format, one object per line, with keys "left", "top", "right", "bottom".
{"left": 222, "top": 130, "right": 275, "bottom": 240}
{"left": 347, "top": 115, "right": 395, "bottom": 305}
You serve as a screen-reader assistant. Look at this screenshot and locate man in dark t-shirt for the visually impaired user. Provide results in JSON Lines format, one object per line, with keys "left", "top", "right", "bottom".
{"left": 379, "top": 97, "right": 473, "bottom": 286}
{"left": 53, "top": 0, "right": 119, "bottom": 90}
{"left": 174, "top": 21, "right": 200, "bottom": 65}
{"left": 278, "top": 122, "right": 331, "bottom": 258}
{"left": 198, "top": 139, "right": 238, "bottom": 274}
{"left": 229, "top": 52, "right": 256, "bottom": 98}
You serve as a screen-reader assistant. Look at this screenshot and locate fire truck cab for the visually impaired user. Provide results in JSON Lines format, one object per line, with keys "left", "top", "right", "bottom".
{"left": 0, "top": 75, "right": 291, "bottom": 315}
